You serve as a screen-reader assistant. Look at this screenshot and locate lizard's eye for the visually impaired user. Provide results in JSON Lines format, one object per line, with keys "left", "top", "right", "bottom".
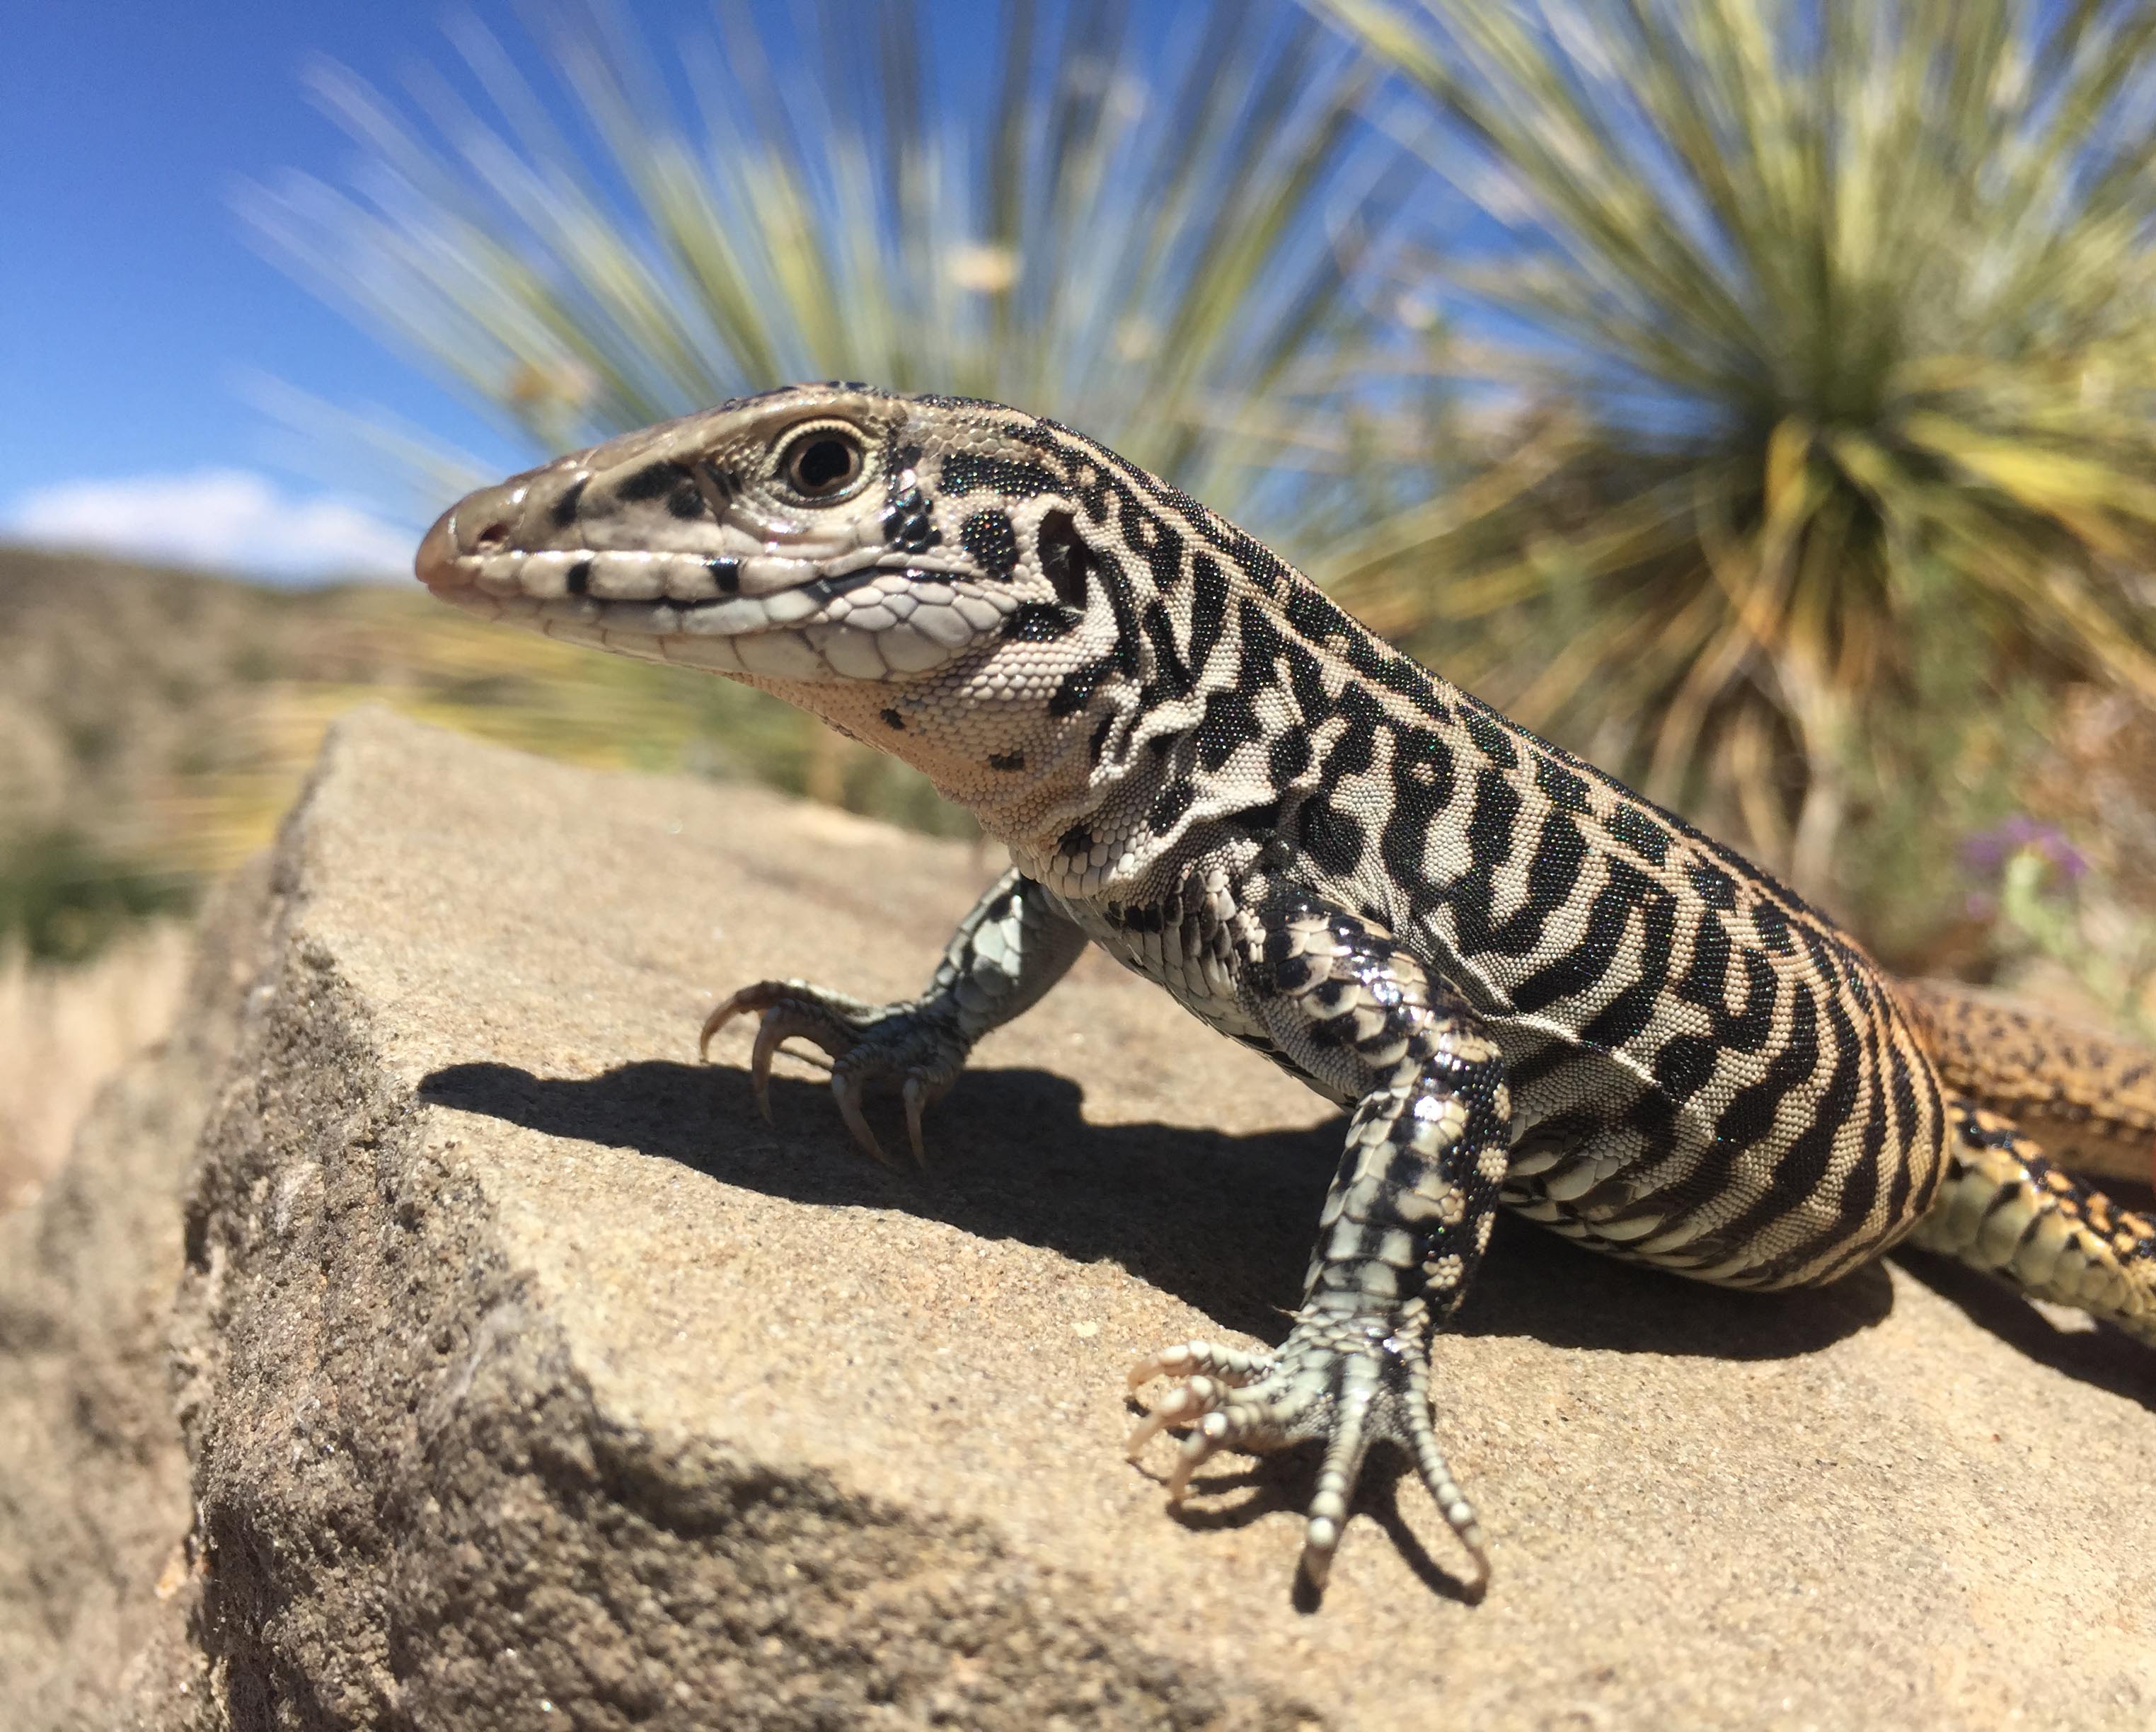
{"left": 775, "top": 423, "right": 867, "bottom": 502}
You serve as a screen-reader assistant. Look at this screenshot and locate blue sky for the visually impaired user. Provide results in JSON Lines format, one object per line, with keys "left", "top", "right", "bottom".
{"left": 0, "top": 1, "right": 537, "bottom": 579}
{"left": 0, "top": 1, "right": 1434, "bottom": 584}
{"left": 0, "top": 1, "right": 1180, "bottom": 583}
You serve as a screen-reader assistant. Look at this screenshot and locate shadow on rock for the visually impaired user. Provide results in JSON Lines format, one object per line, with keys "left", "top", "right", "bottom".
{"left": 421, "top": 1056, "right": 1893, "bottom": 1366}
{"left": 1890, "top": 1247, "right": 2155, "bottom": 1412}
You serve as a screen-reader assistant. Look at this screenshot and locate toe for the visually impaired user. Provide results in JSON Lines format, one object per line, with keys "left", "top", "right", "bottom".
{"left": 832, "top": 1069, "right": 891, "bottom": 1165}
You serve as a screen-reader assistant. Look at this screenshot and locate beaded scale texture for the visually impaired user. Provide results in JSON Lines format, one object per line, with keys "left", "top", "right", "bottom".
{"left": 417, "top": 383, "right": 2156, "bottom": 1592}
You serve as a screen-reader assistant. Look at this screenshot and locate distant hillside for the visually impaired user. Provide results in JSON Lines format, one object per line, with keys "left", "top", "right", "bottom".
{"left": 0, "top": 545, "right": 967, "bottom": 959}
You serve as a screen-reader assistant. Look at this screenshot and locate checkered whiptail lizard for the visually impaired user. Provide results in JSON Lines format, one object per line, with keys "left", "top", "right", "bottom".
{"left": 416, "top": 383, "right": 2156, "bottom": 1592}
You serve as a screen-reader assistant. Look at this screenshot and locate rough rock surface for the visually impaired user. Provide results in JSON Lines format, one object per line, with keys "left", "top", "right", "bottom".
{"left": 7, "top": 705, "right": 2156, "bottom": 1728}
{"left": 0, "top": 858, "right": 272, "bottom": 1726}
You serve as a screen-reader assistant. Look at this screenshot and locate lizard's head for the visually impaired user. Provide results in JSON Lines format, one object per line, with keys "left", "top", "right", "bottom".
{"left": 413, "top": 383, "right": 1058, "bottom": 682}
{"left": 415, "top": 383, "right": 1180, "bottom": 841}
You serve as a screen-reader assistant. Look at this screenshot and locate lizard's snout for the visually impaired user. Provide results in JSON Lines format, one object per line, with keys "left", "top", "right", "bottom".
{"left": 413, "top": 502, "right": 470, "bottom": 592}
{"left": 415, "top": 466, "right": 585, "bottom": 594}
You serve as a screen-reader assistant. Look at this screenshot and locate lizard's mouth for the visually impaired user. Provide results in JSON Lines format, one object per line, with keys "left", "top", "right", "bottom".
{"left": 415, "top": 490, "right": 1011, "bottom": 682}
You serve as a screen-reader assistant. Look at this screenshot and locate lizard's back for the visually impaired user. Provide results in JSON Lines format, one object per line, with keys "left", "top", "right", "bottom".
{"left": 1016, "top": 425, "right": 1949, "bottom": 1293}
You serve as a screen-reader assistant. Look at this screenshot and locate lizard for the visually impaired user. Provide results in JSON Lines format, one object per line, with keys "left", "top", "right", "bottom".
{"left": 414, "top": 382, "right": 2156, "bottom": 1593}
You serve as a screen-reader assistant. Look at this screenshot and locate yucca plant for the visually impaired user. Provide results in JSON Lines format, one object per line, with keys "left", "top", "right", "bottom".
{"left": 244, "top": 0, "right": 1446, "bottom": 533}
{"left": 238, "top": 0, "right": 1461, "bottom": 831}
{"left": 1313, "top": 0, "right": 2156, "bottom": 902}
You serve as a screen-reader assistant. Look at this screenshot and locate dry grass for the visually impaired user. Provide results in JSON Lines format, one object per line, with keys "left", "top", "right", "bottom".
{"left": 0, "top": 923, "right": 192, "bottom": 1212}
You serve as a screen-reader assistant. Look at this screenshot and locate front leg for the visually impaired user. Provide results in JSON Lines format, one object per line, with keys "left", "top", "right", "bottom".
{"left": 702, "top": 866, "right": 1089, "bottom": 1163}
{"left": 1128, "top": 887, "right": 1511, "bottom": 1591}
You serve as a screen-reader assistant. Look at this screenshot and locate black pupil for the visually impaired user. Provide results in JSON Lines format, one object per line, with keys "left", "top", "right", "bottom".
{"left": 794, "top": 437, "right": 856, "bottom": 493}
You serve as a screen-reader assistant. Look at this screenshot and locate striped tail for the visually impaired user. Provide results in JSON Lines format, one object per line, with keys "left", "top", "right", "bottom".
{"left": 1896, "top": 977, "right": 2156, "bottom": 1188}
{"left": 1906, "top": 1097, "right": 2156, "bottom": 1346}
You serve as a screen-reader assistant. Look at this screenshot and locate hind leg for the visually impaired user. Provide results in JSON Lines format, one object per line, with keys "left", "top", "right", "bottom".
{"left": 1907, "top": 1097, "right": 2156, "bottom": 1345}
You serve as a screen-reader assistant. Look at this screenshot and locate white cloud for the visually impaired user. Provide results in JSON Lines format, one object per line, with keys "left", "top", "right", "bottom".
{"left": 2, "top": 470, "right": 415, "bottom": 583}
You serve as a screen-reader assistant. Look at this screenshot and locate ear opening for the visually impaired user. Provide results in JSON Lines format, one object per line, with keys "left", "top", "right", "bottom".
{"left": 1037, "top": 509, "right": 1090, "bottom": 608}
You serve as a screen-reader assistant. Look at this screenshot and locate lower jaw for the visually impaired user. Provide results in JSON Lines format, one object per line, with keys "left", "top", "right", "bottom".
{"left": 422, "top": 584, "right": 962, "bottom": 682}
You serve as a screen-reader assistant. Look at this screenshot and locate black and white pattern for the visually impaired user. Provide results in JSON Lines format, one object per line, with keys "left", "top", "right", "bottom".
{"left": 415, "top": 381, "right": 2156, "bottom": 1588}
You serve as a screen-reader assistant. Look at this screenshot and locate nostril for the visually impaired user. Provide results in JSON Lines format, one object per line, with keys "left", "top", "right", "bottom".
{"left": 473, "top": 520, "right": 512, "bottom": 551}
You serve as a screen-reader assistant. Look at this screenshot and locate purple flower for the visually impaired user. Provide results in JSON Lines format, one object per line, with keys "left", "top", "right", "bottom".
{"left": 1959, "top": 816, "right": 2089, "bottom": 884}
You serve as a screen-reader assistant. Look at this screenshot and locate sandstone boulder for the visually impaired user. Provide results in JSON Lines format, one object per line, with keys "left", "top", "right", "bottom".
{"left": 7, "top": 706, "right": 2155, "bottom": 1728}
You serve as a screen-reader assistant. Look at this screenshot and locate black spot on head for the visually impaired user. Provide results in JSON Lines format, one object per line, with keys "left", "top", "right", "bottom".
{"left": 1148, "top": 778, "right": 1197, "bottom": 835}
{"left": 1050, "top": 653, "right": 1123, "bottom": 719}
{"left": 960, "top": 510, "right": 1020, "bottom": 578}
{"left": 942, "top": 451, "right": 1061, "bottom": 499}
{"left": 664, "top": 479, "right": 706, "bottom": 519}
{"left": 1003, "top": 602, "right": 1079, "bottom": 642}
{"left": 879, "top": 708, "right": 905, "bottom": 731}
{"left": 613, "top": 459, "right": 682, "bottom": 503}
{"left": 1038, "top": 510, "right": 1090, "bottom": 608}
{"left": 705, "top": 557, "right": 742, "bottom": 594}
{"left": 565, "top": 558, "right": 593, "bottom": 596}
{"left": 550, "top": 475, "right": 588, "bottom": 527}
{"left": 882, "top": 483, "right": 940, "bottom": 553}
{"left": 987, "top": 750, "right": 1025, "bottom": 772}
{"left": 1059, "top": 823, "right": 1093, "bottom": 857}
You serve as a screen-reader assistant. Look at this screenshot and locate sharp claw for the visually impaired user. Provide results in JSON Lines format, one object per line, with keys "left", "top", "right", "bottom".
{"left": 901, "top": 1076, "right": 931, "bottom": 1167}
{"left": 1124, "top": 1376, "right": 1223, "bottom": 1463}
{"left": 1458, "top": 1532, "right": 1492, "bottom": 1599}
{"left": 1123, "top": 1407, "right": 1177, "bottom": 1462}
{"left": 698, "top": 1002, "right": 735, "bottom": 1062}
{"left": 1406, "top": 1402, "right": 1490, "bottom": 1591}
{"left": 749, "top": 1010, "right": 788, "bottom": 1124}
{"left": 1299, "top": 1530, "right": 1337, "bottom": 1590}
{"left": 699, "top": 984, "right": 764, "bottom": 1060}
{"left": 1166, "top": 1421, "right": 1228, "bottom": 1503}
{"left": 834, "top": 1072, "right": 890, "bottom": 1165}
{"left": 1126, "top": 1344, "right": 1194, "bottom": 1391}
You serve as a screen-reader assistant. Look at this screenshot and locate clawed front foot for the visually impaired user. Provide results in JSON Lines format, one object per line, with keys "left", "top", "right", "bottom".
{"left": 700, "top": 980, "right": 969, "bottom": 1166}
{"left": 1126, "top": 1305, "right": 1488, "bottom": 1593}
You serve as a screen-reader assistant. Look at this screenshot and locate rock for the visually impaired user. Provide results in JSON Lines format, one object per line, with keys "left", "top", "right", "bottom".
{"left": 7, "top": 705, "right": 2155, "bottom": 1728}
{"left": 0, "top": 857, "right": 273, "bottom": 1727}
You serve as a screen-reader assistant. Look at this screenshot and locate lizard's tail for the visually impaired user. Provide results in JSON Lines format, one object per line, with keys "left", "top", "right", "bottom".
{"left": 1906, "top": 1097, "right": 2156, "bottom": 1346}
{"left": 1894, "top": 977, "right": 2156, "bottom": 1188}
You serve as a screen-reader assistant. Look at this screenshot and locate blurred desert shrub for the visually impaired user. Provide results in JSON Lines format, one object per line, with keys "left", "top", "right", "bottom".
{"left": 1316, "top": 0, "right": 2156, "bottom": 966}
